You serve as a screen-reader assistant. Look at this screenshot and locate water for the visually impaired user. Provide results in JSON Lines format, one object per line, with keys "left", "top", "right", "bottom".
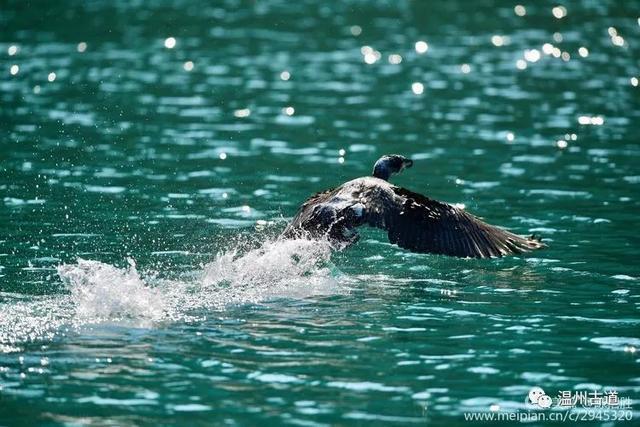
{"left": 1, "top": 0, "right": 639, "bottom": 424}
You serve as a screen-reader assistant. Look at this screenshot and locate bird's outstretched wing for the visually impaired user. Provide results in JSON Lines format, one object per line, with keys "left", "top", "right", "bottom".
{"left": 362, "top": 185, "right": 545, "bottom": 258}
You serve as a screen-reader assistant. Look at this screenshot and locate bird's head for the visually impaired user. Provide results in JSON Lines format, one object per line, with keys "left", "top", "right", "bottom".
{"left": 372, "top": 154, "right": 413, "bottom": 181}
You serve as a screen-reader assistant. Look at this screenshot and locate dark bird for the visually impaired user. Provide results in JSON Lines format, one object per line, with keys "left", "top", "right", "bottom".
{"left": 282, "top": 154, "right": 545, "bottom": 258}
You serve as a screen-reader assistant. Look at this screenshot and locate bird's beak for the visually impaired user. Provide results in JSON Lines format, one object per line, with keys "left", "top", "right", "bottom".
{"left": 402, "top": 158, "right": 414, "bottom": 169}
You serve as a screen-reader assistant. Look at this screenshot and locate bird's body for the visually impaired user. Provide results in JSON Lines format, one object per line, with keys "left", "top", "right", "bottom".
{"left": 282, "top": 155, "right": 544, "bottom": 258}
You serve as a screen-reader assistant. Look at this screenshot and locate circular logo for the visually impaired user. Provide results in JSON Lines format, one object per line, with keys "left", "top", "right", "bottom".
{"left": 526, "top": 387, "right": 552, "bottom": 409}
{"left": 538, "top": 394, "right": 553, "bottom": 409}
{"left": 528, "top": 387, "right": 545, "bottom": 404}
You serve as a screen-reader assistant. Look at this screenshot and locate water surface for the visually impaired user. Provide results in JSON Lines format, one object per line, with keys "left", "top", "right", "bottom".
{"left": 1, "top": 0, "right": 639, "bottom": 425}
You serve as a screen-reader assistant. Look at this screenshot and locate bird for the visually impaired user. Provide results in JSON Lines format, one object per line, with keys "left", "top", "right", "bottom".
{"left": 281, "top": 154, "right": 545, "bottom": 258}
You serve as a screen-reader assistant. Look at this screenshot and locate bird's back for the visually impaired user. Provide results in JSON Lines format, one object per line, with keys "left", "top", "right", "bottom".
{"left": 282, "top": 177, "right": 387, "bottom": 241}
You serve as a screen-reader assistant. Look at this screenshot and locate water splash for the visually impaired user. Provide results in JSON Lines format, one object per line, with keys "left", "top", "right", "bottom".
{"left": 0, "top": 238, "right": 341, "bottom": 352}
{"left": 163, "top": 238, "right": 339, "bottom": 315}
{"left": 203, "top": 238, "right": 335, "bottom": 289}
{"left": 58, "top": 258, "right": 165, "bottom": 322}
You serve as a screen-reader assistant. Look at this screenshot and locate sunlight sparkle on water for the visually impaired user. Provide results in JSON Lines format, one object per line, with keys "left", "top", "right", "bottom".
{"left": 363, "top": 52, "right": 377, "bottom": 64}
{"left": 578, "top": 115, "right": 604, "bottom": 125}
{"left": 280, "top": 70, "right": 290, "bottom": 81}
{"left": 506, "top": 132, "right": 515, "bottom": 142}
{"left": 8, "top": 45, "right": 18, "bottom": 55}
{"left": 514, "top": 5, "right": 526, "bottom": 16}
{"left": 491, "top": 35, "right": 505, "bottom": 47}
{"left": 283, "top": 106, "right": 295, "bottom": 116}
{"left": 164, "top": 37, "right": 176, "bottom": 49}
{"left": 183, "top": 61, "right": 194, "bottom": 71}
{"left": 460, "top": 64, "right": 471, "bottom": 74}
{"left": 350, "top": 25, "right": 362, "bottom": 36}
{"left": 10, "top": 65, "right": 19, "bottom": 75}
{"left": 611, "top": 35, "right": 624, "bottom": 47}
{"left": 361, "top": 46, "right": 381, "bottom": 64}
{"left": 388, "top": 54, "right": 402, "bottom": 64}
{"left": 411, "top": 82, "right": 424, "bottom": 95}
{"left": 516, "top": 59, "right": 527, "bottom": 70}
{"left": 219, "top": 152, "right": 227, "bottom": 160}
{"left": 47, "top": 72, "right": 56, "bottom": 82}
{"left": 415, "top": 41, "right": 428, "bottom": 54}
{"left": 631, "top": 77, "right": 638, "bottom": 87}
{"left": 524, "top": 49, "right": 541, "bottom": 62}
{"left": 234, "top": 109, "right": 251, "bottom": 118}
{"left": 77, "top": 42, "right": 87, "bottom": 53}
{"left": 552, "top": 6, "right": 567, "bottom": 19}
{"left": 578, "top": 47, "right": 589, "bottom": 57}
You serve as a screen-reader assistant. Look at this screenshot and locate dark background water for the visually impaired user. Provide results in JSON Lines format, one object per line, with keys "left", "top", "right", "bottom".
{"left": 1, "top": 0, "right": 639, "bottom": 425}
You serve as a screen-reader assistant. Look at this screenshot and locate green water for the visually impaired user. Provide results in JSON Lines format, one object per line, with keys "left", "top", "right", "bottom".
{"left": 1, "top": 0, "right": 639, "bottom": 425}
